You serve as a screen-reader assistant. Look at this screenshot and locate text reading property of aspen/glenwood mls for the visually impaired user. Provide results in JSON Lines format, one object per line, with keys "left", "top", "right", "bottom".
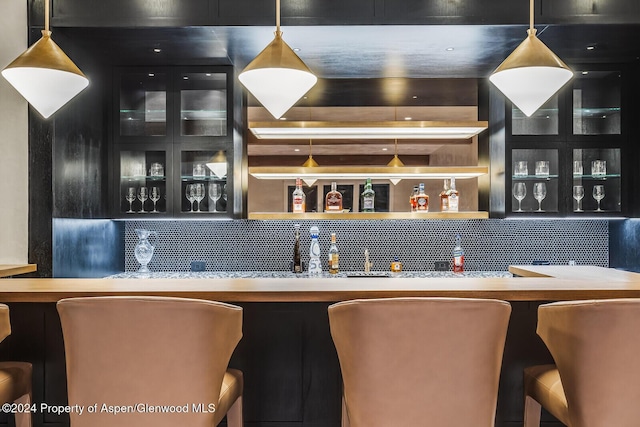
{"left": 1, "top": 402, "right": 217, "bottom": 415}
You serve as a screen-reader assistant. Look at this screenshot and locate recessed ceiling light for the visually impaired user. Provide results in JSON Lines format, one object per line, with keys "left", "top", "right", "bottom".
{"left": 602, "top": 115, "right": 607, "bottom": 119}
{"left": 412, "top": 95, "right": 418, "bottom": 99}
{"left": 148, "top": 73, "right": 155, "bottom": 77}
{"left": 445, "top": 47, "right": 454, "bottom": 51}
{"left": 404, "top": 117, "right": 412, "bottom": 120}
{"left": 279, "top": 117, "right": 287, "bottom": 120}
{"left": 382, "top": 148, "right": 388, "bottom": 151}
{"left": 582, "top": 71, "right": 589, "bottom": 75}
{"left": 153, "top": 48, "right": 161, "bottom": 53}
{"left": 205, "top": 73, "right": 211, "bottom": 77}
{"left": 293, "top": 48, "right": 301, "bottom": 52}
{"left": 183, "top": 76, "right": 188, "bottom": 80}
{"left": 586, "top": 46, "right": 595, "bottom": 50}
{"left": 294, "top": 148, "right": 300, "bottom": 152}
{"left": 303, "top": 96, "right": 308, "bottom": 99}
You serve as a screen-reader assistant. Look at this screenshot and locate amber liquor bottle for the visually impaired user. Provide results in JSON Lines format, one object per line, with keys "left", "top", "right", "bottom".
{"left": 325, "top": 182, "right": 343, "bottom": 212}
{"left": 328, "top": 232, "right": 339, "bottom": 274}
{"left": 416, "top": 183, "right": 429, "bottom": 212}
{"left": 440, "top": 179, "right": 451, "bottom": 212}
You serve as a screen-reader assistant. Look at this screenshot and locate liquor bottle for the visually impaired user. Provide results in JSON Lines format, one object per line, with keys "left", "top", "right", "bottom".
{"left": 416, "top": 183, "right": 429, "bottom": 212}
{"left": 361, "top": 178, "right": 375, "bottom": 212}
{"left": 448, "top": 177, "right": 459, "bottom": 212}
{"left": 328, "top": 232, "right": 339, "bottom": 274}
{"left": 410, "top": 186, "right": 419, "bottom": 212}
{"left": 325, "top": 181, "right": 343, "bottom": 212}
{"left": 293, "top": 224, "right": 302, "bottom": 273}
{"left": 292, "top": 177, "right": 306, "bottom": 213}
{"left": 453, "top": 234, "right": 464, "bottom": 273}
{"left": 440, "top": 179, "right": 451, "bottom": 212}
{"left": 308, "top": 226, "right": 322, "bottom": 275}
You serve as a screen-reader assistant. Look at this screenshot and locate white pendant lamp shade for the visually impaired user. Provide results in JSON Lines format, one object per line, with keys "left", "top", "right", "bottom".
{"left": 490, "top": 29, "right": 573, "bottom": 117}
{"left": 2, "top": 30, "right": 89, "bottom": 119}
{"left": 206, "top": 151, "right": 228, "bottom": 178}
{"left": 239, "top": 32, "right": 317, "bottom": 119}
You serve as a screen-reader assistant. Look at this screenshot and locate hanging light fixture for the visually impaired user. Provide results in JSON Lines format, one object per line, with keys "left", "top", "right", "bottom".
{"left": 386, "top": 139, "right": 405, "bottom": 185}
{"left": 489, "top": 0, "right": 572, "bottom": 117}
{"left": 1, "top": 0, "right": 88, "bottom": 119}
{"left": 301, "top": 139, "right": 318, "bottom": 186}
{"left": 238, "top": 0, "right": 317, "bottom": 120}
{"left": 205, "top": 150, "right": 228, "bottom": 179}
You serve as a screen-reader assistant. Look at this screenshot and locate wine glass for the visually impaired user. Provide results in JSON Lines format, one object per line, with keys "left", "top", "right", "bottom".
{"left": 194, "top": 183, "right": 205, "bottom": 212}
{"left": 208, "top": 183, "right": 221, "bottom": 213}
{"left": 573, "top": 185, "right": 585, "bottom": 212}
{"left": 593, "top": 185, "right": 605, "bottom": 211}
{"left": 137, "top": 186, "right": 148, "bottom": 213}
{"left": 513, "top": 182, "right": 526, "bottom": 212}
{"left": 150, "top": 187, "right": 161, "bottom": 213}
{"left": 125, "top": 187, "right": 136, "bottom": 213}
{"left": 186, "top": 184, "right": 196, "bottom": 212}
{"left": 533, "top": 182, "right": 546, "bottom": 212}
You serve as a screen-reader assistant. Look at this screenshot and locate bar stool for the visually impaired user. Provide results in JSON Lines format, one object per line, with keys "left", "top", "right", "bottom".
{"left": 57, "top": 296, "right": 243, "bottom": 427}
{"left": 0, "top": 304, "right": 32, "bottom": 427}
{"left": 328, "top": 297, "right": 511, "bottom": 427}
{"left": 524, "top": 299, "right": 640, "bottom": 427}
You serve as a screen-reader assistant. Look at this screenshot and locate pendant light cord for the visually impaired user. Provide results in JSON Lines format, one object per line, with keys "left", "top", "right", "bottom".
{"left": 529, "top": 0, "right": 534, "bottom": 31}
{"left": 45, "top": 0, "right": 50, "bottom": 32}
{"left": 276, "top": 0, "right": 281, "bottom": 35}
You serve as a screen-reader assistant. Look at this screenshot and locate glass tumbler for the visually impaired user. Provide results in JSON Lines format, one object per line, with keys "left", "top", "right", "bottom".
{"left": 535, "top": 161, "right": 549, "bottom": 177}
{"left": 514, "top": 161, "right": 528, "bottom": 177}
{"left": 591, "top": 160, "right": 606, "bottom": 177}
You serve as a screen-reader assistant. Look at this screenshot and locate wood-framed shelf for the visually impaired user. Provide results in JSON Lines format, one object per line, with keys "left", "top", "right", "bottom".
{"left": 248, "top": 212, "right": 489, "bottom": 220}
{"left": 249, "top": 166, "right": 488, "bottom": 181}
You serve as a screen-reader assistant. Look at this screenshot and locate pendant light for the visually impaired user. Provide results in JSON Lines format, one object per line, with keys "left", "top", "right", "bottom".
{"left": 238, "top": 0, "right": 317, "bottom": 119}
{"left": 301, "top": 139, "right": 319, "bottom": 186}
{"left": 1, "top": 0, "right": 88, "bottom": 119}
{"left": 205, "top": 151, "right": 228, "bottom": 179}
{"left": 386, "top": 139, "right": 405, "bottom": 185}
{"left": 489, "top": 0, "right": 572, "bottom": 117}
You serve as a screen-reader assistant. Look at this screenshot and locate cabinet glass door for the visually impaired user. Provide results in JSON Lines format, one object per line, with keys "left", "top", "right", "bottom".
{"left": 178, "top": 73, "right": 227, "bottom": 137}
{"left": 511, "top": 149, "right": 559, "bottom": 213}
{"left": 512, "top": 95, "right": 559, "bottom": 136}
{"left": 180, "top": 150, "right": 229, "bottom": 213}
{"left": 119, "top": 72, "right": 168, "bottom": 137}
{"left": 572, "top": 70, "right": 621, "bottom": 135}
{"left": 119, "top": 150, "right": 168, "bottom": 214}
{"left": 572, "top": 148, "right": 621, "bottom": 213}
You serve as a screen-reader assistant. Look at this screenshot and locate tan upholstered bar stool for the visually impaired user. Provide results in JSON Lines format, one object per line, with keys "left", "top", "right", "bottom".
{"left": 524, "top": 299, "right": 640, "bottom": 427}
{"left": 0, "top": 304, "right": 32, "bottom": 427}
{"left": 57, "top": 296, "right": 243, "bottom": 427}
{"left": 328, "top": 297, "right": 511, "bottom": 427}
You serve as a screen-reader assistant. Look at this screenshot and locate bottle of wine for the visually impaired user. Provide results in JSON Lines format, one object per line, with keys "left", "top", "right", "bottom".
{"left": 325, "top": 181, "right": 343, "bottom": 212}
{"left": 361, "top": 178, "right": 375, "bottom": 212}
{"left": 292, "top": 177, "right": 306, "bottom": 213}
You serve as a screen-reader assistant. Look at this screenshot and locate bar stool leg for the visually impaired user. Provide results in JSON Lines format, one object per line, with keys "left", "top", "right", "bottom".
{"left": 524, "top": 395, "right": 542, "bottom": 427}
{"left": 14, "top": 393, "right": 32, "bottom": 427}
{"left": 341, "top": 395, "right": 350, "bottom": 427}
{"left": 226, "top": 396, "right": 243, "bottom": 427}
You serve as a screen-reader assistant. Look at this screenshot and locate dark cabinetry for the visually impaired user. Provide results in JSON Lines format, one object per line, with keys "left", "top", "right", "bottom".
{"left": 506, "top": 66, "right": 627, "bottom": 217}
{"left": 111, "top": 66, "right": 234, "bottom": 217}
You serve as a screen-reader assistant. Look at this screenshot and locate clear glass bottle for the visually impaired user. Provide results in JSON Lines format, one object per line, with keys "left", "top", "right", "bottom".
{"left": 309, "top": 226, "right": 322, "bottom": 275}
{"left": 416, "top": 183, "right": 429, "bottom": 212}
{"left": 293, "top": 224, "right": 302, "bottom": 273}
{"left": 448, "top": 177, "right": 459, "bottom": 212}
{"left": 361, "top": 178, "right": 375, "bottom": 212}
{"left": 328, "top": 232, "right": 339, "bottom": 274}
{"left": 453, "top": 234, "right": 464, "bottom": 273}
{"left": 440, "top": 179, "right": 451, "bottom": 212}
{"left": 292, "top": 177, "right": 306, "bottom": 213}
{"left": 325, "top": 181, "right": 343, "bottom": 212}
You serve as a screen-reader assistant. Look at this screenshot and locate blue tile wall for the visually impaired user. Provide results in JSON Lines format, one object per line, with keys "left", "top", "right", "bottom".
{"left": 122, "top": 219, "right": 608, "bottom": 272}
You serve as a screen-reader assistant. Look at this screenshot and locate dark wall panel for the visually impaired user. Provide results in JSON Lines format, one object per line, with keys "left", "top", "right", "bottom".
{"left": 609, "top": 219, "right": 640, "bottom": 272}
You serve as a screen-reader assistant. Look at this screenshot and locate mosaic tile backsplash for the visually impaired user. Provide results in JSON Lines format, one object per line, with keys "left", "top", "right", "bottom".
{"left": 123, "top": 219, "right": 608, "bottom": 272}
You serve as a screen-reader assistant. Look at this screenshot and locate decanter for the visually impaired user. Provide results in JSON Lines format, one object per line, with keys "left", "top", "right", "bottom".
{"left": 134, "top": 229, "right": 156, "bottom": 273}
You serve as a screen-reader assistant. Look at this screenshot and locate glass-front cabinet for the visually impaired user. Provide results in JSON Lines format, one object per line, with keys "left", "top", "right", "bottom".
{"left": 112, "top": 66, "right": 233, "bottom": 217}
{"left": 506, "top": 65, "right": 627, "bottom": 217}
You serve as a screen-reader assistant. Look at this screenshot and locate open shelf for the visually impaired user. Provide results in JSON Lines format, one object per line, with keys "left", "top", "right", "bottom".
{"left": 248, "top": 212, "right": 489, "bottom": 220}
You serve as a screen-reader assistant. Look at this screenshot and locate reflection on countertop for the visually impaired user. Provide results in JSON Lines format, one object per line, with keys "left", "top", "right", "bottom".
{"left": 107, "top": 271, "right": 513, "bottom": 279}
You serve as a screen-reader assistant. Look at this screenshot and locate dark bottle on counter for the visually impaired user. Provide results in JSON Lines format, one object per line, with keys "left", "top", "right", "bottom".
{"left": 293, "top": 224, "right": 302, "bottom": 273}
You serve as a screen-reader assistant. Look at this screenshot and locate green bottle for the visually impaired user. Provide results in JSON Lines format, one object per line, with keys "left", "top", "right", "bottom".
{"left": 361, "top": 178, "right": 375, "bottom": 212}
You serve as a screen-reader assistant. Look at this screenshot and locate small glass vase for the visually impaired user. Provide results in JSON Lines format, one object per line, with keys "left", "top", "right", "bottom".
{"left": 134, "top": 229, "right": 156, "bottom": 273}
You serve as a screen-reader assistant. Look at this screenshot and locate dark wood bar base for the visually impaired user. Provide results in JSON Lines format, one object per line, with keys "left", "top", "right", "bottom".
{"left": 0, "top": 302, "right": 565, "bottom": 427}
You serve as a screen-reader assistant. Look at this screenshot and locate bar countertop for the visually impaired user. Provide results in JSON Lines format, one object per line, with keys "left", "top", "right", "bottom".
{"left": 0, "top": 265, "right": 638, "bottom": 302}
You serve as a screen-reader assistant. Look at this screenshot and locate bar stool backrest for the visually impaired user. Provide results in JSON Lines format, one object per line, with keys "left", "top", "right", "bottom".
{"left": 328, "top": 297, "right": 511, "bottom": 427}
{"left": 57, "top": 296, "right": 242, "bottom": 427}
{"left": 537, "top": 299, "right": 640, "bottom": 427}
{"left": 0, "top": 304, "right": 10, "bottom": 342}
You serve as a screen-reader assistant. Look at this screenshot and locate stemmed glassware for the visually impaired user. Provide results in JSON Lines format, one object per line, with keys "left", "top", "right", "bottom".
{"left": 573, "top": 185, "right": 585, "bottom": 212}
{"left": 513, "top": 182, "right": 526, "bottom": 212}
{"left": 125, "top": 187, "right": 136, "bottom": 213}
{"left": 208, "top": 183, "right": 221, "bottom": 213}
{"left": 137, "top": 186, "right": 148, "bottom": 213}
{"left": 194, "top": 183, "right": 205, "bottom": 212}
{"left": 593, "top": 185, "right": 605, "bottom": 211}
{"left": 186, "top": 184, "right": 196, "bottom": 212}
{"left": 533, "top": 182, "right": 547, "bottom": 212}
{"left": 150, "top": 187, "right": 161, "bottom": 213}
